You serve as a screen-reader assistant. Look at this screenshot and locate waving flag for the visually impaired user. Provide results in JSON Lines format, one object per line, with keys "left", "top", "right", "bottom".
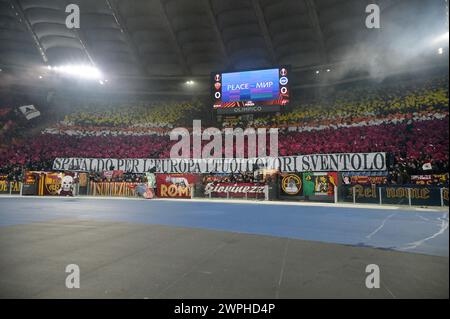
{"left": 18, "top": 105, "right": 40, "bottom": 120}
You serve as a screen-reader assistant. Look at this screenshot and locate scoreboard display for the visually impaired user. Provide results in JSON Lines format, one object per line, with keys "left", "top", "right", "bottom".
{"left": 212, "top": 67, "right": 290, "bottom": 111}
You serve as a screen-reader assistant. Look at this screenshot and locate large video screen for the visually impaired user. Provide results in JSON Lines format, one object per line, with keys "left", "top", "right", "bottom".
{"left": 212, "top": 67, "right": 290, "bottom": 109}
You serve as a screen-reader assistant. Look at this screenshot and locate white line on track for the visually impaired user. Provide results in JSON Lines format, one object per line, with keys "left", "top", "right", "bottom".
{"left": 275, "top": 238, "right": 290, "bottom": 299}
{"left": 416, "top": 213, "right": 430, "bottom": 221}
{"left": 366, "top": 213, "right": 398, "bottom": 239}
{"left": 401, "top": 213, "right": 449, "bottom": 250}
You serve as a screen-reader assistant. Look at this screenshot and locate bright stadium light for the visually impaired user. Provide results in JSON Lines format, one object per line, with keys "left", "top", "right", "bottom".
{"left": 432, "top": 32, "right": 449, "bottom": 44}
{"left": 51, "top": 64, "right": 103, "bottom": 80}
{"left": 438, "top": 47, "right": 444, "bottom": 55}
{"left": 186, "top": 80, "right": 195, "bottom": 86}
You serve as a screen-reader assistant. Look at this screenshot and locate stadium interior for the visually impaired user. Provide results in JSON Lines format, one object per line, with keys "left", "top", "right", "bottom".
{"left": 0, "top": 0, "right": 449, "bottom": 302}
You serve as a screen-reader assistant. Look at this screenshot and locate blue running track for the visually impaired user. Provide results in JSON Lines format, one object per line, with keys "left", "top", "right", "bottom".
{"left": 0, "top": 197, "right": 448, "bottom": 256}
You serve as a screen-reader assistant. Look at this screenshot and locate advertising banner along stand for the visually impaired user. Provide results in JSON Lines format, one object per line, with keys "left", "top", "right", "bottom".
{"left": 156, "top": 174, "right": 200, "bottom": 198}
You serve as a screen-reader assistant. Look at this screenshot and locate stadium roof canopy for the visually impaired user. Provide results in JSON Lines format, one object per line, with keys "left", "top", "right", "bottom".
{"left": 0, "top": 0, "right": 448, "bottom": 94}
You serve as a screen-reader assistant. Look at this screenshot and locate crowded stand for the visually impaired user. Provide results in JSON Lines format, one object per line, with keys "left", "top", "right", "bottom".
{"left": 0, "top": 74, "right": 448, "bottom": 186}
{"left": 228, "top": 75, "right": 449, "bottom": 129}
{"left": 44, "top": 100, "right": 205, "bottom": 136}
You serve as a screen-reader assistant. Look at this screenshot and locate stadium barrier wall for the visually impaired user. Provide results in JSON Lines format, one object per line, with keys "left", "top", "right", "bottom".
{"left": 191, "top": 183, "right": 269, "bottom": 201}
{"left": 277, "top": 172, "right": 337, "bottom": 203}
{"left": 0, "top": 181, "right": 22, "bottom": 195}
{"left": 88, "top": 181, "right": 138, "bottom": 197}
{"left": 3, "top": 171, "right": 448, "bottom": 208}
{"left": 339, "top": 185, "right": 449, "bottom": 207}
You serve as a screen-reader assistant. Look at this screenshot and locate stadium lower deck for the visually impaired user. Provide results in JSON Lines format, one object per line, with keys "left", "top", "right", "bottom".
{"left": 0, "top": 197, "right": 448, "bottom": 298}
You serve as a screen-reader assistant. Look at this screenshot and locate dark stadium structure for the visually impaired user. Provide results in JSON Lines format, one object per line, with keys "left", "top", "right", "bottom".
{"left": 0, "top": 0, "right": 449, "bottom": 301}
{"left": 0, "top": 0, "right": 448, "bottom": 96}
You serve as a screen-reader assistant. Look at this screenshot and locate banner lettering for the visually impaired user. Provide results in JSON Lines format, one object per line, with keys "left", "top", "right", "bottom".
{"left": 52, "top": 153, "right": 387, "bottom": 174}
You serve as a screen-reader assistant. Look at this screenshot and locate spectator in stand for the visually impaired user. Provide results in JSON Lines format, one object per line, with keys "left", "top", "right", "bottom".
{"left": 0, "top": 74, "right": 448, "bottom": 183}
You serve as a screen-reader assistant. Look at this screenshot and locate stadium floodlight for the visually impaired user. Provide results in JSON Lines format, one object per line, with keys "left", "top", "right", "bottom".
{"left": 51, "top": 64, "right": 103, "bottom": 80}
{"left": 315, "top": 70, "right": 320, "bottom": 74}
{"left": 326, "top": 69, "right": 331, "bottom": 72}
{"left": 432, "top": 32, "right": 449, "bottom": 44}
{"left": 438, "top": 47, "right": 444, "bottom": 55}
{"left": 186, "top": 80, "right": 195, "bottom": 85}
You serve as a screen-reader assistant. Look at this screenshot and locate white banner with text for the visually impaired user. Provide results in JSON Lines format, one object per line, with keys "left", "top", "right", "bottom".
{"left": 52, "top": 153, "right": 386, "bottom": 174}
